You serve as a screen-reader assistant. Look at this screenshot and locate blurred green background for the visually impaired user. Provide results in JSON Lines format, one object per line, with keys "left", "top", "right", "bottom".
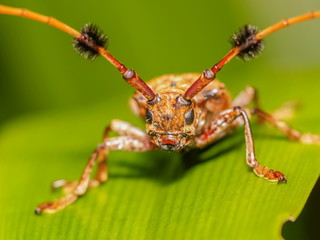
{"left": 0, "top": 0, "right": 320, "bottom": 239}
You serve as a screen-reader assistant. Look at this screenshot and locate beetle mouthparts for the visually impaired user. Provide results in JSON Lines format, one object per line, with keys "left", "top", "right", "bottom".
{"left": 161, "top": 138, "right": 176, "bottom": 145}
{"left": 160, "top": 144, "right": 177, "bottom": 151}
{"left": 159, "top": 138, "right": 178, "bottom": 151}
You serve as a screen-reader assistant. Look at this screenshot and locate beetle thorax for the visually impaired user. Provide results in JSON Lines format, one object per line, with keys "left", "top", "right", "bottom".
{"left": 145, "top": 92, "right": 196, "bottom": 151}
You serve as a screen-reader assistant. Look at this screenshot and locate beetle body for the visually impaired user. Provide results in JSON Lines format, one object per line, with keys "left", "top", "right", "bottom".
{"left": 130, "top": 73, "right": 232, "bottom": 151}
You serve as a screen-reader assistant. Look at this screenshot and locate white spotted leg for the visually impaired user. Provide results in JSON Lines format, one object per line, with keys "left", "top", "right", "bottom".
{"left": 195, "top": 106, "right": 287, "bottom": 183}
{"left": 35, "top": 120, "right": 155, "bottom": 214}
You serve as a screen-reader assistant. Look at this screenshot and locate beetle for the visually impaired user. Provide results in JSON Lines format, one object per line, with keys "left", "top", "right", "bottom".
{"left": 0, "top": 5, "right": 319, "bottom": 214}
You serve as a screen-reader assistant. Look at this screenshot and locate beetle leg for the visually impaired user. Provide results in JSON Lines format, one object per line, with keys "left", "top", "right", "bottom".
{"left": 52, "top": 119, "right": 149, "bottom": 192}
{"left": 232, "top": 86, "right": 259, "bottom": 108}
{"left": 234, "top": 87, "right": 320, "bottom": 144}
{"left": 233, "top": 86, "right": 298, "bottom": 122}
{"left": 51, "top": 126, "right": 111, "bottom": 194}
{"left": 196, "top": 106, "right": 287, "bottom": 183}
{"left": 232, "top": 86, "right": 273, "bottom": 125}
{"left": 252, "top": 109, "right": 320, "bottom": 144}
{"left": 95, "top": 119, "right": 153, "bottom": 183}
{"left": 36, "top": 120, "right": 154, "bottom": 214}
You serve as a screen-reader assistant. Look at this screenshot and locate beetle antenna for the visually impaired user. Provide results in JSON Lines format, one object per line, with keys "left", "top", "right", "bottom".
{"left": 0, "top": 5, "right": 156, "bottom": 101}
{"left": 184, "top": 11, "right": 320, "bottom": 100}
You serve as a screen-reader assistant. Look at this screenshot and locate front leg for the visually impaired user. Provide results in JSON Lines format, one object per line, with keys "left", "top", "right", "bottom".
{"left": 35, "top": 120, "right": 155, "bottom": 214}
{"left": 195, "top": 107, "right": 287, "bottom": 183}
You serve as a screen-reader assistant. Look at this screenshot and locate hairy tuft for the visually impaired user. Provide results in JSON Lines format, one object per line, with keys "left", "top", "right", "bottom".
{"left": 230, "top": 24, "right": 264, "bottom": 61}
{"left": 73, "top": 23, "right": 108, "bottom": 59}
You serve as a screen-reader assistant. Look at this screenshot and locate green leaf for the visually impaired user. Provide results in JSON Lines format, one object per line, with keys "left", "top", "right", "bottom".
{"left": 0, "top": 77, "right": 319, "bottom": 239}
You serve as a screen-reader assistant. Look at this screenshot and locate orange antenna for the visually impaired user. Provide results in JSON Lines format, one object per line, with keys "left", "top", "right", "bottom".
{"left": 0, "top": 5, "right": 156, "bottom": 101}
{"left": 183, "top": 11, "right": 320, "bottom": 100}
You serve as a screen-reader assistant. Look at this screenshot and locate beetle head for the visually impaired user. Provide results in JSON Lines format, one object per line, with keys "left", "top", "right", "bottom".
{"left": 145, "top": 93, "right": 196, "bottom": 151}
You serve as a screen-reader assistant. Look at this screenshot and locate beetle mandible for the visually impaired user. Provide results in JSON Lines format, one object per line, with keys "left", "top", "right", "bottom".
{"left": 1, "top": 5, "right": 320, "bottom": 214}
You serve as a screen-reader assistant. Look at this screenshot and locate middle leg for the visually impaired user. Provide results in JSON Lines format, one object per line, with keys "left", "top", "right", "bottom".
{"left": 233, "top": 86, "right": 320, "bottom": 144}
{"left": 252, "top": 109, "right": 320, "bottom": 144}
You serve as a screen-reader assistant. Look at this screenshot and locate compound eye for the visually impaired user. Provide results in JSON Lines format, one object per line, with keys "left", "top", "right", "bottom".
{"left": 184, "top": 109, "right": 194, "bottom": 125}
{"left": 145, "top": 109, "right": 153, "bottom": 124}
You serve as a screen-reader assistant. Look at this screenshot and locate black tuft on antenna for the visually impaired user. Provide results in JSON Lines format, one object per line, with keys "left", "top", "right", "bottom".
{"left": 230, "top": 24, "right": 264, "bottom": 61}
{"left": 73, "top": 23, "right": 108, "bottom": 59}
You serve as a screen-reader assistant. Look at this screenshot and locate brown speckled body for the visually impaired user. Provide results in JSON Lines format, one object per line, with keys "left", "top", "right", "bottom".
{"left": 130, "top": 73, "right": 232, "bottom": 150}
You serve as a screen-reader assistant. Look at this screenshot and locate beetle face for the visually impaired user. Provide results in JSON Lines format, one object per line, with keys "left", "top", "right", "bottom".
{"left": 145, "top": 94, "right": 196, "bottom": 151}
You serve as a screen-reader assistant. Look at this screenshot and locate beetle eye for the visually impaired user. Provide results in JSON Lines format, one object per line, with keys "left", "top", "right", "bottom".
{"left": 145, "top": 109, "right": 153, "bottom": 124}
{"left": 184, "top": 109, "right": 194, "bottom": 125}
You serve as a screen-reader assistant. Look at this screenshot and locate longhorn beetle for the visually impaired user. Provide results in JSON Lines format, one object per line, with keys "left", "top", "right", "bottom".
{"left": 1, "top": 5, "right": 320, "bottom": 214}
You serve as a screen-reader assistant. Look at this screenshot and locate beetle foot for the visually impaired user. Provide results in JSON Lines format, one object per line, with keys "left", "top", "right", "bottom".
{"left": 35, "top": 194, "right": 78, "bottom": 215}
{"left": 253, "top": 165, "right": 287, "bottom": 183}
